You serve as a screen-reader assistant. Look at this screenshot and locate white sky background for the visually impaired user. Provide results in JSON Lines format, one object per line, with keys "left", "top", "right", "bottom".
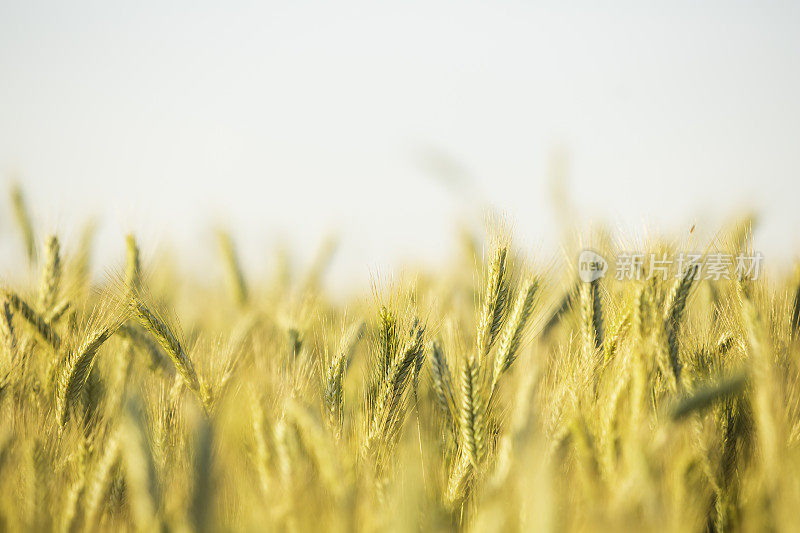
{"left": 1, "top": 1, "right": 799, "bottom": 290}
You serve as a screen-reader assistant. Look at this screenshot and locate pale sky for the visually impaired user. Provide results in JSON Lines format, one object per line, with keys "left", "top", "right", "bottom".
{"left": 1, "top": 1, "right": 799, "bottom": 289}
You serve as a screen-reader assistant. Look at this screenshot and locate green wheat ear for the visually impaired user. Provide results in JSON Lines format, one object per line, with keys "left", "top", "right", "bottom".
{"left": 670, "top": 371, "right": 748, "bottom": 420}
{"left": 580, "top": 278, "right": 603, "bottom": 356}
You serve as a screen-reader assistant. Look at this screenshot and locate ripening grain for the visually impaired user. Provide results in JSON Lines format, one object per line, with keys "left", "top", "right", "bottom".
{"left": 0, "top": 186, "right": 797, "bottom": 532}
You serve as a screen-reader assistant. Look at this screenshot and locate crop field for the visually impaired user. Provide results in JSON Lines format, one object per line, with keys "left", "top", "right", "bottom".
{"left": 1, "top": 185, "right": 799, "bottom": 531}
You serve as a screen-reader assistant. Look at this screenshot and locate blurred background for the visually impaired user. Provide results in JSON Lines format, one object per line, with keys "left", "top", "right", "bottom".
{"left": 1, "top": 1, "right": 799, "bottom": 290}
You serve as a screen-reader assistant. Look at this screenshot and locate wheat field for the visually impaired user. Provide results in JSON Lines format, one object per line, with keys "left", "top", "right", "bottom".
{"left": 1, "top": 185, "right": 799, "bottom": 532}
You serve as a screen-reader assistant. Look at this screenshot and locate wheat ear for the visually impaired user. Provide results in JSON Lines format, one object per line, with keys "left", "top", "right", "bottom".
{"left": 10, "top": 184, "right": 36, "bottom": 265}
{"left": 459, "top": 354, "right": 486, "bottom": 468}
{"left": 55, "top": 325, "right": 118, "bottom": 426}
{"left": 2, "top": 290, "right": 61, "bottom": 350}
{"left": 130, "top": 298, "right": 205, "bottom": 410}
{"left": 364, "top": 318, "right": 424, "bottom": 454}
{"left": 38, "top": 235, "right": 61, "bottom": 313}
{"left": 0, "top": 299, "right": 16, "bottom": 362}
{"left": 664, "top": 264, "right": 699, "bottom": 383}
{"left": 324, "top": 319, "right": 364, "bottom": 436}
{"left": 476, "top": 244, "right": 508, "bottom": 363}
{"left": 125, "top": 234, "right": 142, "bottom": 294}
{"left": 791, "top": 275, "right": 800, "bottom": 340}
{"left": 492, "top": 278, "right": 539, "bottom": 392}
{"left": 377, "top": 305, "right": 397, "bottom": 384}
{"left": 604, "top": 308, "right": 631, "bottom": 364}
{"left": 82, "top": 429, "right": 122, "bottom": 529}
{"left": 580, "top": 278, "right": 603, "bottom": 356}
{"left": 216, "top": 229, "right": 248, "bottom": 307}
{"left": 430, "top": 340, "right": 456, "bottom": 426}
{"left": 46, "top": 299, "right": 71, "bottom": 324}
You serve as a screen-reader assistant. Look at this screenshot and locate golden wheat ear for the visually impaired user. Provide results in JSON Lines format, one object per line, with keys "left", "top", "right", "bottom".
{"left": 125, "top": 233, "right": 142, "bottom": 294}
{"left": 55, "top": 325, "right": 116, "bottom": 428}
{"left": 663, "top": 264, "right": 700, "bottom": 384}
{"left": 363, "top": 302, "right": 425, "bottom": 459}
{"left": 491, "top": 277, "right": 539, "bottom": 393}
{"left": 2, "top": 289, "right": 61, "bottom": 351}
{"left": 9, "top": 183, "right": 36, "bottom": 265}
{"left": 38, "top": 235, "right": 62, "bottom": 314}
{"left": 324, "top": 319, "right": 364, "bottom": 437}
{"left": 430, "top": 339, "right": 456, "bottom": 428}
{"left": 215, "top": 228, "right": 248, "bottom": 308}
{"left": 136, "top": 302, "right": 204, "bottom": 405}
{"left": 121, "top": 283, "right": 208, "bottom": 414}
{"left": 476, "top": 240, "right": 509, "bottom": 364}
{"left": 52, "top": 292, "right": 128, "bottom": 427}
{"left": 458, "top": 353, "right": 486, "bottom": 469}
